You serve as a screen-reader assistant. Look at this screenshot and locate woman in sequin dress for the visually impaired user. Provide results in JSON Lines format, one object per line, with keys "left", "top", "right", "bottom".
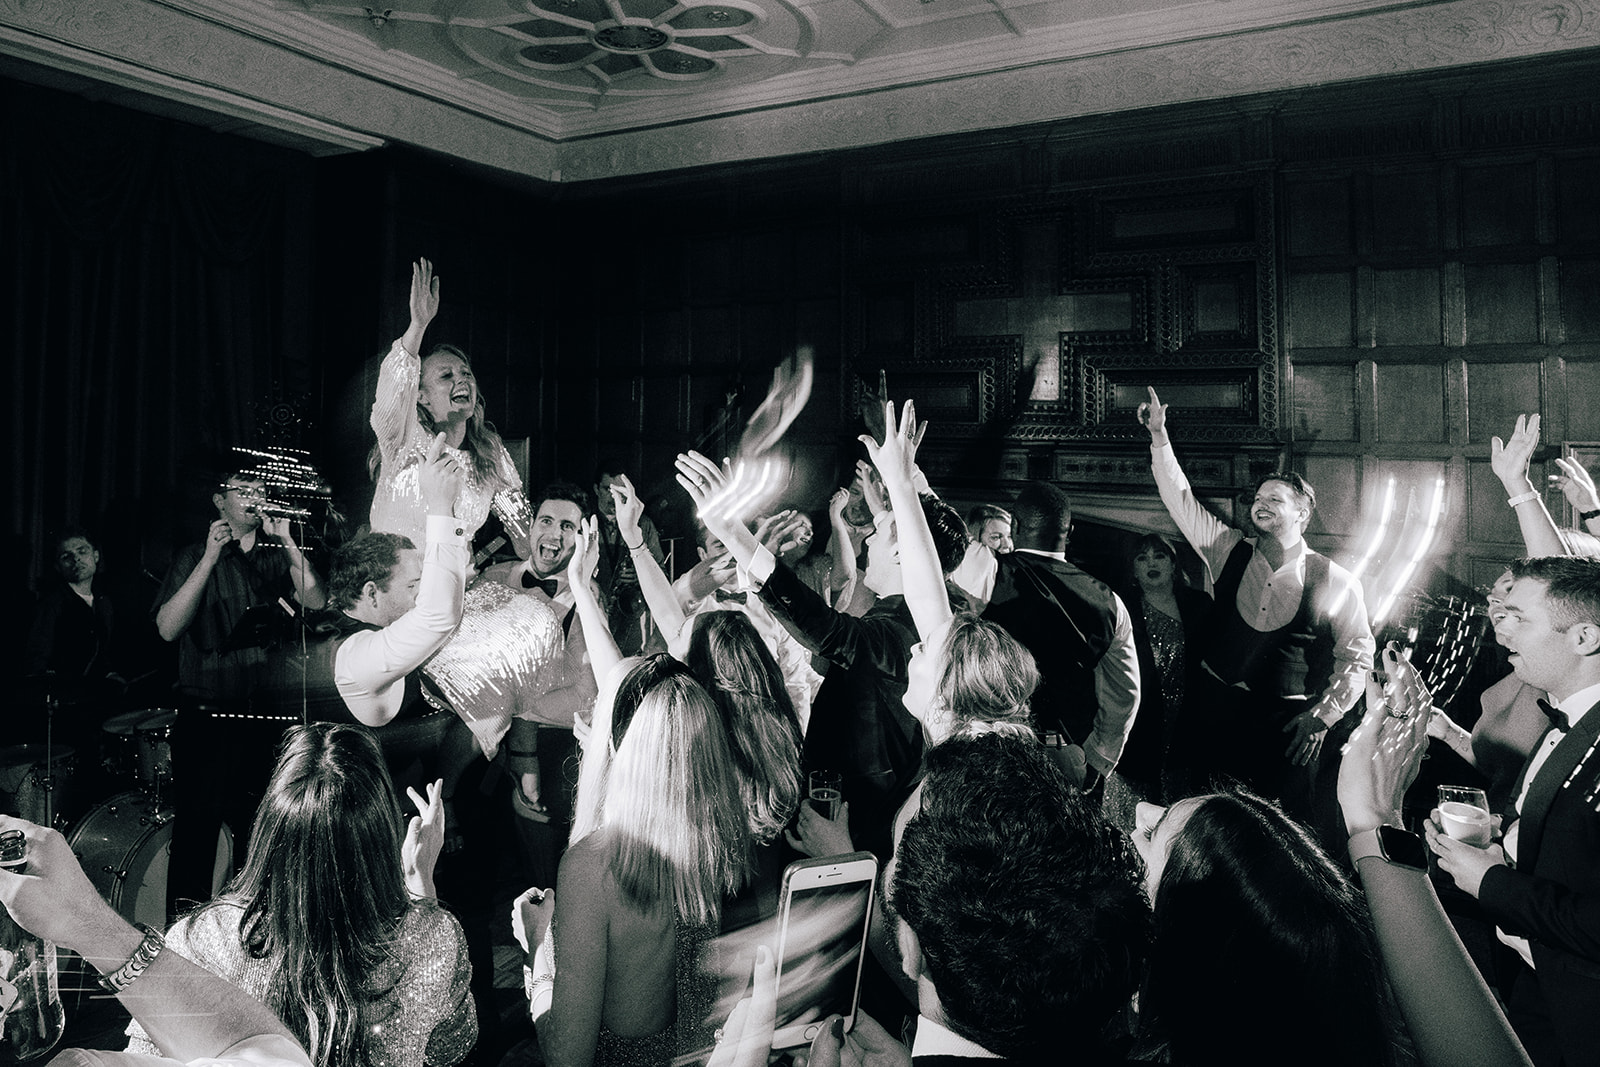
{"left": 127, "top": 723, "right": 476, "bottom": 1067}
{"left": 369, "top": 259, "right": 565, "bottom": 761}
{"left": 518, "top": 656, "right": 751, "bottom": 1067}
{"left": 1113, "top": 534, "right": 1210, "bottom": 815}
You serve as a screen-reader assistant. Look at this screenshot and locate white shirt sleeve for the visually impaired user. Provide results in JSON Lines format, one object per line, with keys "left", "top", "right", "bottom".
{"left": 1086, "top": 591, "right": 1140, "bottom": 776}
{"left": 1150, "top": 441, "right": 1243, "bottom": 581}
{"left": 335, "top": 515, "right": 469, "bottom": 727}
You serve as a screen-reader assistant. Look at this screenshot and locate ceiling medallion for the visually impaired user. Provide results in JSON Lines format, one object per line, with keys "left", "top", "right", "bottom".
{"left": 593, "top": 23, "right": 672, "bottom": 52}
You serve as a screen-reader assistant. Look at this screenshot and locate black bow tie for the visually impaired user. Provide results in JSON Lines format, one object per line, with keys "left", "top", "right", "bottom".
{"left": 1537, "top": 697, "right": 1570, "bottom": 732}
{"left": 713, "top": 588, "right": 748, "bottom": 605}
{"left": 523, "top": 573, "right": 560, "bottom": 598}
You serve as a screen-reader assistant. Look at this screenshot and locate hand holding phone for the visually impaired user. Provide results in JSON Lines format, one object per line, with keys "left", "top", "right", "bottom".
{"left": 770, "top": 852, "right": 878, "bottom": 1048}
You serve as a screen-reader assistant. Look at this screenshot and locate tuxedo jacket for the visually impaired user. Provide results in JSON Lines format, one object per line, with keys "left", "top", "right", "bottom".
{"left": 759, "top": 560, "right": 921, "bottom": 861}
{"left": 1479, "top": 696, "right": 1600, "bottom": 1064}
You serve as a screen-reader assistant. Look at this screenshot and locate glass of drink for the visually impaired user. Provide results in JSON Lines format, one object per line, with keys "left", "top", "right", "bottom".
{"left": 808, "top": 769, "right": 842, "bottom": 820}
{"left": 1437, "top": 785, "right": 1492, "bottom": 847}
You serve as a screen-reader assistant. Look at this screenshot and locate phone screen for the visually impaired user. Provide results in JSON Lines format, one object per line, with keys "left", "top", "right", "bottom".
{"left": 775, "top": 875, "right": 874, "bottom": 1035}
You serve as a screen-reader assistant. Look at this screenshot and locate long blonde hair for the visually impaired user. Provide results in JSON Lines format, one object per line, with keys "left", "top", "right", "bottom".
{"left": 601, "top": 669, "right": 749, "bottom": 926}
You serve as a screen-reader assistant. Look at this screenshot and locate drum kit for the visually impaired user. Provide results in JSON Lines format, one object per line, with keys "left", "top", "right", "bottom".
{"left": 0, "top": 706, "right": 226, "bottom": 931}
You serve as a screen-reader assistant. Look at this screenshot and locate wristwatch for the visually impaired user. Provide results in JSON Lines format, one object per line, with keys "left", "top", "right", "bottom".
{"left": 1349, "top": 826, "right": 1427, "bottom": 871}
{"left": 1580, "top": 507, "right": 1600, "bottom": 524}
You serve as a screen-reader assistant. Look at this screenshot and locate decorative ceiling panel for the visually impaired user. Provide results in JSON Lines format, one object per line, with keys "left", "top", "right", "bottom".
{"left": 1, "top": 0, "right": 1597, "bottom": 181}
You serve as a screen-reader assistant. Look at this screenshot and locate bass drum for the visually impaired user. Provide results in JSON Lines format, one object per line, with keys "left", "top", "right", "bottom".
{"left": 68, "top": 792, "right": 232, "bottom": 931}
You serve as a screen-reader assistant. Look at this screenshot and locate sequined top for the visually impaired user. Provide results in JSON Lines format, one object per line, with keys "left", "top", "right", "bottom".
{"left": 1142, "top": 601, "right": 1187, "bottom": 715}
{"left": 125, "top": 900, "right": 477, "bottom": 1067}
{"left": 370, "top": 338, "right": 530, "bottom": 548}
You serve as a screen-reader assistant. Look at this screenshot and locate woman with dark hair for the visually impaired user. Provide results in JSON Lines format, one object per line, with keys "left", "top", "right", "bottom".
{"left": 126, "top": 723, "right": 476, "bottom": 1067}
{"left": 516, "top": 656, "right": 751, "bottom": 1067}
{"left": 1132, "top": 789, "right": 1402, "bottom": 1067}
{"left": 1114, "top": 533, "right": 1210, "bottom": 815}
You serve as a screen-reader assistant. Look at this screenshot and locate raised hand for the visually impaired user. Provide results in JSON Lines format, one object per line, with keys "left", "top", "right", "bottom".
{"left": 854, "top": 461, "right": 887, "bottom": 517}
{"left": 1490, "top": 413, "right": 1541, "bottom": 490}
{"left": 858, "top": 400, "right": 922, "bottom": 495}
{"left": 1137, "top": 386, "right": 1169, "bottom": 438}
{"left": 1338, "top": 644, "right": 1432, "bottom": 837}
{"left": 417, "top": 431, "right": 462, "bottom": 516}
{"left": 569, "top": 515, "right": 601, "bottom": 590}
{"left": 1555, "top": 455, "right": 1600, "bottom": 515}
{"left": 401, "top": 778, "right": 445, "bottom": 898}
{"left": 828, "top": 488, "right": 850, "bottom": 523}
{"left": 676, "top": 450, "right": 734, "bottom": 534}
{"left": 608, "top": 472, "right": 646, "bottom": 541}
{"left": 410, "top": 258, "right": 441, "bottom": 333}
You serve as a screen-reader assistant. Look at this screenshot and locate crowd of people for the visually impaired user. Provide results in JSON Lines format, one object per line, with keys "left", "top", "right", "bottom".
{"left": 12, "top": 256, "right": 1600, "bottom": 1067}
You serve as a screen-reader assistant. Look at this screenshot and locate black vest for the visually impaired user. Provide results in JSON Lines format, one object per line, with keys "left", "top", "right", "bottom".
{"left": 1202, "top": 540, "right": 1336, "bottom": 700}
{"left": 255, "top": 611, "right": 429, "bottom": 725}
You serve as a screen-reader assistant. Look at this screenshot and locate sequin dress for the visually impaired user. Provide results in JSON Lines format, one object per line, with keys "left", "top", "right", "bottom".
{"left": 370, "top": 338, "right": 527, "bottom": 549}
{"left": 125, "top": 899, "right": 477, "bottom": 1067}
{"left": 370, "top": 337, "right": 566, "bottom": 758}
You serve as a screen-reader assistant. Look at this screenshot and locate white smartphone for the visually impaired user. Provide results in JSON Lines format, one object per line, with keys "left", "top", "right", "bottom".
{"left": 770, "top": 851, "right": 878, "bottom": 1049}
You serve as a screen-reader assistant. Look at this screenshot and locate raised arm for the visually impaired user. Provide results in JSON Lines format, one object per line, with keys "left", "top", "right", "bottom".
{"left": 154, "top": 521, "right": 234, "bottom": 642}
{"left": 859, "top": 400, "right": 951, "bottom": 644}
{"left": 1555, "top": 454, "right": 1600, "bottom": 542}
{"left": 1492, "top": 414, "right": 1568, "bottom": 558}
{"left": 1138, "top": 386, "right": 1241, "bottom": 576}
{"left": 1338, "top": 650, "right": 1532, "bottom": 1067}
{"left": 336, "top": 434, "right": 467, "bottom": 727}
{"left": 0, "top": 817, "right": 311, "bottom": 1066}
{"left": 372, "top": 259, "right": 441, "bottom": 459}
{"left": 262, "top": 514, "right": 326, "bottom": 610}
{"left": 827, "top": 488, "right": 858, "bottom": 610}
{"left": 568, "top": 516, "right": 623, "bottom": 687}
{"left": 610, "top": 473, "right": 686, "bottom": 644}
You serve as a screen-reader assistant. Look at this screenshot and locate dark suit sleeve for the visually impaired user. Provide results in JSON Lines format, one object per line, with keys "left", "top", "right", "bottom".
{"left": 759, "top": 561, "right": 910, "bottom": 678}
{"left": 1479, "top": 863, "right": 1600, "bottom": 963}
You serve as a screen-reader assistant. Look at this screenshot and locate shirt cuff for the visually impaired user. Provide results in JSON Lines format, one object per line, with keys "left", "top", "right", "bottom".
{"left": 426, "top": 514, "right": 470, "bottom": 548}
{"left": 747, "top": 545, "right": 776, "bottom": 587}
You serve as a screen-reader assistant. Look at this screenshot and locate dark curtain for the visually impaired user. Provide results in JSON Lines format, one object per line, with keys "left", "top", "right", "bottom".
{"left": 1, "top": 80, "right": 316, "bottom": 615}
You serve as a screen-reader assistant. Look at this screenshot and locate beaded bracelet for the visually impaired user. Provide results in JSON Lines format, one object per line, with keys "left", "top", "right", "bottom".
{"left": 99, "top": 923, "right": 165, "bottom": 993}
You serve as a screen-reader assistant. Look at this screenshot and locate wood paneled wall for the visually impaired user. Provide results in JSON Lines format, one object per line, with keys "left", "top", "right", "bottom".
{"left": 542, "top": 53, "right": 1600, "bottom": 587}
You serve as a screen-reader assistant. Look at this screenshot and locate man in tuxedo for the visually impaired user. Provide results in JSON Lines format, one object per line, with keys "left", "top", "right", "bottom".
{"left": 889, "top": 729, "right": 1150, "bottom": 1065}
{"left": 1429, "top": 555, "right": 1600, "bottom": 1067}
{"left": 981, "top": 481, "right": 1140, "bottom": 796}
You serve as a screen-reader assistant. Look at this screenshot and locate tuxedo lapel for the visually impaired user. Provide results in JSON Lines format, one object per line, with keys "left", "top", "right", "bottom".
{"left": 1518, "top": 699, "right": 1600, "bottom": 874}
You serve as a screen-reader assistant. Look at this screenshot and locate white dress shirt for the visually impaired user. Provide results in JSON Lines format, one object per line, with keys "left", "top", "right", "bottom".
{"left": 334, "top": 514, "right": 468, "bottom": 727}
{"left": 1150, "top": 441, "right": 1374, "bottom": 722}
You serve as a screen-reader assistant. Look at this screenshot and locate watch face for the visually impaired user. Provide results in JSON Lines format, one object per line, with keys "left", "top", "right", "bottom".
{"left": 1378, "top": 826, "right": 1428, "bottom": 871}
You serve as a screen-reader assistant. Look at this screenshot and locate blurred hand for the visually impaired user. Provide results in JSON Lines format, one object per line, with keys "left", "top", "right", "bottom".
{"left": 785, "top": 799, "right": 854, "bottom": 858}
{"left": 855, "top": 461, "right": 887, "bottom": 517}
{"left": 1338, "top": 645, "right": 1431, "bottom": 837}
{"left": 1282, "top": 711, "right": 1330, "bottom": 767}
{"left": 707, "top": 946, "right": 777, "bottom": 1067}
{"left": 1555, "top": 455, "right": 1600, "bottom": 514}
{"left": 677, "top": 451, "right": 737, "bottom": 541}
{"left": 828, "top": 489, "right": 850, "bottom": 524}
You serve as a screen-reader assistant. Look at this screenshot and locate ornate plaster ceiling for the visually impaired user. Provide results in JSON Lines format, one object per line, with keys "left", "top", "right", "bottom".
{"left": 2, "top": 0, "right": 1598, "bottom": 181}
